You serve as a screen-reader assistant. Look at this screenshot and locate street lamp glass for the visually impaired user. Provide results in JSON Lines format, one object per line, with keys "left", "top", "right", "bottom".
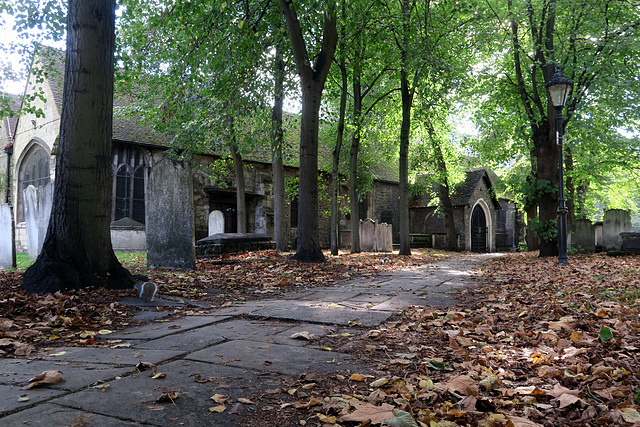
{"left": 546, "top": 68, "right": 573, "bottom": 108}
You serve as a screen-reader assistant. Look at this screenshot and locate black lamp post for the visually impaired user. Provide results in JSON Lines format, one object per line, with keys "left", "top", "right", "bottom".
{"left": 546, "top": 68, "right": 573, "bottom": 265}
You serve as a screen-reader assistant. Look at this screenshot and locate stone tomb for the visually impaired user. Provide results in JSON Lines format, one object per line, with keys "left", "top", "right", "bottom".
{"left": 602, "top": 209, "right": 632, "bottom": 251}
{"left": 196, "top": 233, "right": 275, "bottom": 256}
{"left": 620, "top": 232, "right": 640, "bottom": 253}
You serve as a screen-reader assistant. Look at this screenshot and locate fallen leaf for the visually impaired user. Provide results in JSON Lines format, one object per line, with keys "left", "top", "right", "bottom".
{"left": 23, "top": 370, "right": 65, "bottom": 389}
{"left": 339, "top": 399, "right": 395, "bottom": 425}
{"left": 210, "top": 394, "right": 228, "bottom": 404}
{"left": 445, "top": 375, "right": 479, "bottom": 396}
{"left": 209, "top": 405, "right": 226, "bottom": 413}
{"left": 290, "top": 331, "right": 315, "bottom": 341}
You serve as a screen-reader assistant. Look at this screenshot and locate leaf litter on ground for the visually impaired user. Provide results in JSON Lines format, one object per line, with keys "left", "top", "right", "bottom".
{"left": 3, "top": 249, "right": 640, "bottom": 426}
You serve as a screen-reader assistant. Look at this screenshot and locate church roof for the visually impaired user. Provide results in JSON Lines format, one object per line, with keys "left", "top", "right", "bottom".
{"left": 450, "top": 168, "right": 501, "bottom": 209}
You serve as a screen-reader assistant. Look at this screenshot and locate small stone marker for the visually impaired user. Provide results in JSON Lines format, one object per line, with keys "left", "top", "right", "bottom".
{"left": 145, "top": 158, "right": 196, "bottom": 270}
{"left": 0, "top": 204, "right": 15, "bottom": 268}
{"left": 359, "top": 218, "right": 376, "bottom": 251}
{"left": 208, "top": 210, "right": 224, "bottom": 235}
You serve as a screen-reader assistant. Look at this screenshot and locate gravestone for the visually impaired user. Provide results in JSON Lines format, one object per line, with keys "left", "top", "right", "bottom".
{"left": 0, "top": 204, "right": 15, "bottom": 268}
{"left": 146, "top": 159, "right": 196, "bottom": 270}
{"left": 602, "top": 209, "right": 632, "bottom": 251}
{"left": 208, "top": 210, "right": 224, "bottom": 235}
{"left": 376, "top": 222, "right": 393, "bottom": 252}
{"left": 23, "top": 183, "right": 53, "bottom": 259}
{"left": 572, "top": 218, "right": 595, "bottom": 253}
{"left": 359, "top": 218, "right": 376, "bottom": 251}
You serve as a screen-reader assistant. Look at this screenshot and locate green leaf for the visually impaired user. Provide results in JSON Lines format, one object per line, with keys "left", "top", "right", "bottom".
{"left": 428, "top": 360, "right": 445, "bottom": 370}
{"left": 384, "top": 409, "right": 419, "bottom": 427}
{"left": 599, "top": 326, "right": 614, "bottom": 342}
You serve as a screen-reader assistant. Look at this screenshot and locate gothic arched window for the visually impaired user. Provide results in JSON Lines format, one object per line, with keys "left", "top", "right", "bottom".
{"left": 17, "top": 144, "right": 50, "bottom": 222}
{"left": 111, "top": 145, "right": 146, "bottom": 224}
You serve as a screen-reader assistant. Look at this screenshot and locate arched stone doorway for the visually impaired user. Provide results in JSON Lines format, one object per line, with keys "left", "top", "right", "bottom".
{"left": 471, "top": 204, "right": 487, "bottom": 252}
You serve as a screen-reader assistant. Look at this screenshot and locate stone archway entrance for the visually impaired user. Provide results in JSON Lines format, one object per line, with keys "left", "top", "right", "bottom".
{"left": 471, "top": 205, "right": 487, "bottom": 252}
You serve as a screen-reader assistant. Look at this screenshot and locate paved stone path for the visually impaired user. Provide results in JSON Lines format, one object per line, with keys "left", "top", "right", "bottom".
{"left": 0, "top": 254, "right": 498, "bottom": 426}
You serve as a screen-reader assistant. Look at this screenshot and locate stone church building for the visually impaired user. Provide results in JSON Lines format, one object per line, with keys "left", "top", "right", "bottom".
{"left": 0, "top": 46, "right": 520, "bottom": 256}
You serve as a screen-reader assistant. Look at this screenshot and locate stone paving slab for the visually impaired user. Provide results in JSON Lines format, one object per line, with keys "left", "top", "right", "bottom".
{"left": 38, "top": 347, "right": 184, "bottom": 366}
{"left": 187, "top": 339, "right": 359, "bottom": 375}
{"left": 1, "top": 403, "right": 143, "bottom": 427}
{"left": 0, "top": 383, "right": 66, "bottom": 415}
{"left": 269, "top": 323, "right": 337, "bottom": 347}
{"left": 0, "top": 359, "right": 131, "bottom": 390}
{"left": 248, "top": 302, "right": 392, "bottom": 326}
{"left": 108, "top": 315, "right": 232, "bottom": 340}
{"left": 294, "top": 289, "right": 363, "bottom": 302}
{"left": 133, "top": 327, "right": 226, "bottom": 352}
{"left": 50, "top": 360, "right": 277, "bottom": 426}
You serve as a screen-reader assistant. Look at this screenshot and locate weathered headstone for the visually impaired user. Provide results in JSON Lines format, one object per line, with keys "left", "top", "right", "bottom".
{"left": 208, "top": 210, "right": 224, "bottom": 235}
{"left": 23, "top": 183, "right": 53, "bottom": 259}
{"left": 376, "top": 222, "right": 393, "bottom": 252}
{"left": 602, "top": 209, "right": 632, "bottom": 251}
{"left": 146, "top": 158, "right": 196, "bottom": 270}
{"left": 572, "top": 218, "right": 595, "bottom": 253}
{"left": 0, "top": 204, "right": 15, "bottom": 268}
{"left": 359, "top": 218, "right": 376, "bottom": 251}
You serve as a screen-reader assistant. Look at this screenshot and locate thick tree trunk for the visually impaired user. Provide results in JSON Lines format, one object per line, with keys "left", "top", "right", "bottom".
{"left": 294, "top": 88, "right": 325, "bottom": 261}
{"left": 565, "top": 144, "right": 575, "bottom": 227}
{"left": 427, "top": 120, "right": 456, "bottom": 250}
{"left": 398, "top": 72, "right": 413, "bottom": 256}
{"left": 271, "top": 44, "right": 287, "bottom": 251}
{"left": 280, "top": 0, "right": 337, "bottom": 262}
{"left": 23, "top": 0, "right": 133, "bottom": 294}
{"left": 330, "top": 54, "right": 347, "bottom": 256}
{"left": 533, "top": 120, "right": 559, "bottom": 257}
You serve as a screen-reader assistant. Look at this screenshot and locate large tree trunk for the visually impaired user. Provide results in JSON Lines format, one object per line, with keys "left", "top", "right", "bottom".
{"left": 280, "top": 0, "right": 337, "bottom": 262}
{"left": 228, "top": 116, "right": 246, "bottom": 234}
{"left": 565, "top": 144, "right": 575, "bottom": 227}
{"left": 397, "top": 0, "right": 414, "bottom": 256}
{"left": 271, "top": 44, "right": 287, "bottom": 251}
{"left": 23, "top": 0, "right": 133, "bottom": 294}
{"left": 330, "top": 49, "right": 347, "bottom": 256}
{"left": 349, "top": 36, "right": 363, "bottom": 254}
{"left": 398, "top": 72, "right": 413, "bottom": 256}
{"left": 534, "top": 119, "right": 559, "bottom": 257}
{"left": 427, "top": 120, "right": 456, "bottom": 250}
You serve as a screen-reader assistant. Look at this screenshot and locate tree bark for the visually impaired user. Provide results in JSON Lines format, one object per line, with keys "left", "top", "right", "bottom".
{"left": 23, "top": 0, "right": 133, "bottom": 294}
{"left": 426, "top": 119, "right": 456, "bottom": 250}
{"left": 226, "top": 115, "right": 246, "bottom": 234}
{"left": 271, "top": 44, "right": 287, "bottom": 251}
{"left": 279, "top": 0, "right": 337, "bottom": 262}
{"left": 330, "top": 43, "right": 347, "bottom": 256}
{"left": 397, "top": 0, "right": 414, "bottom": 257}
{"left": 349, "top": 34, "right": 363, "bottom": 254}
{"left": 565, "top": 143, "right": 575, "bottom": 227}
